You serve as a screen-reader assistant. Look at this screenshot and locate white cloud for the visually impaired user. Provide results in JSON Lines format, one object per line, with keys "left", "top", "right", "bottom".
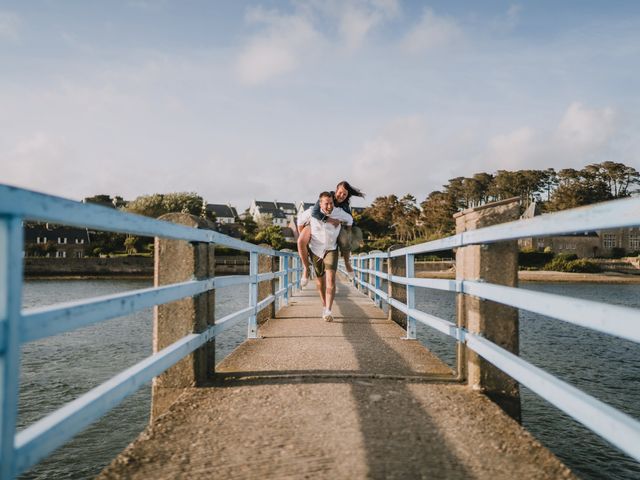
{"left": 485, "top": 102, "right": 618, "bottom": 170}
{"left": 487, "top": 127, "right": 537, "bottom": 168}
{"left": 337, "top": 0, "right": 399, "bottom": 51}
{"left": 235, "top": 7, "right": 322, "bottom": 85}
{"left": 235, "top": 1, "right": 400, "bottom": 84}
{"left": 490, "top": 4, "right": 522, "bottom": 32}
{"left": 0, "top": 11, "right": 21, "bottom": 42}
{"left": 349, "top": 115, "right": 476, "bottom": 199}
{"left": 401, "top": 8, "right": 462, "bottom": 54}
{"left": 555, "top": 101, "right": 616, "bottom": 153}
{"left": 4, "top": 133, "right": 79, "bottom": 194}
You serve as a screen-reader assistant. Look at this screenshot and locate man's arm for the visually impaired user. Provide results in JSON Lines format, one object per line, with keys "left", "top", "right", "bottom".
{"left": 297, "top": 208, "right": 312, "bottom": 233}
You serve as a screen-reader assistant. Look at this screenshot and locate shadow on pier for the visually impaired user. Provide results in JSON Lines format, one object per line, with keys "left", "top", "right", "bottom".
{"left": 98, "top": 278, "right": 573, "bottom": 479}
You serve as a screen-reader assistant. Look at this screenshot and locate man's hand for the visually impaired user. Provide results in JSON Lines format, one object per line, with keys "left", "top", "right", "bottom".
{"left": 326, "top": 217, "right": 341, "bottom": 227}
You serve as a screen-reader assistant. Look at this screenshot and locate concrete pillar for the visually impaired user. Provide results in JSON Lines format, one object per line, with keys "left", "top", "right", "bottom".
{"left": 455, "top": 197, "right": 521, "bottom": 421}
{"left": 151, "top": 213, "right": 216, "bottom": 421}
{"left": 257, "top": 245, "right": 277, "bottom": 325}
{"left": 387, "top": 245, "right": 406, "bottom": 328}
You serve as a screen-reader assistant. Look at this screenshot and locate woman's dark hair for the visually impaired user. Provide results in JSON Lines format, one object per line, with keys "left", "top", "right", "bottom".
{"left": 336, "top": 180, "right": 365, "bottom": 199}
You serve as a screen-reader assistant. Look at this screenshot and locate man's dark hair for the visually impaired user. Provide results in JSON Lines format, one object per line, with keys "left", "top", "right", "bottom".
{"left": 336, "top": 180, "right": 365, "bottom": 199}
{"left": 319, "top": 191, "right": 333, "bottom": 200}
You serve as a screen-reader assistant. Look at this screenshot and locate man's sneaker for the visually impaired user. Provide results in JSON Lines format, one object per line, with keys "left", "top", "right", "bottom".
{"left": 301, "top": 270, "right": 309, "bottom": 287}
{"left": 323, "top": 309, "right": 334, "bottom": 322}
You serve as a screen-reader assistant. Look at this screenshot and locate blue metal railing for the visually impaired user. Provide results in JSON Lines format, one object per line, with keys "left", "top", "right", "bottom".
{"left": 343, "top": 196, "right": 640, "bottom": 463}
{"left": 0, "top": 185, "right": 301, "bottom": 478}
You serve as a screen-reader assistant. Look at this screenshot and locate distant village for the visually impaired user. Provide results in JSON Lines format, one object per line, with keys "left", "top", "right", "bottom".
{"left": 22, "top": 198, "right": 365, "bottom": 259}
{"left": 22, "top": 196, "right": 639, "bottom": 263}
{"left": 22, "top": 162, "right": 640, "bottom": 270}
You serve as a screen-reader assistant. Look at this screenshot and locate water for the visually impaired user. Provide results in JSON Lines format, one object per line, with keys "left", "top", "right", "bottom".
{"left": 17, "top": 280, "right": 640, "bottom": 479}
{"left": 415, "top": 283, "right": 640, "bottom": 480}
{"left": 19, "top": 279, "right": 249, "bottom": 479}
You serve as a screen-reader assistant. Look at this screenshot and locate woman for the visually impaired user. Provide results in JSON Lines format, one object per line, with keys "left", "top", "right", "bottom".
{"left": 297, "top": 180, "right": 365, "bottom": 285}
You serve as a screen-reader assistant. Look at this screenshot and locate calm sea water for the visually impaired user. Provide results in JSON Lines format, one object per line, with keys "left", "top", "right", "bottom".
{"left": 18, "top": 279, "right": 640, "bottom": 479}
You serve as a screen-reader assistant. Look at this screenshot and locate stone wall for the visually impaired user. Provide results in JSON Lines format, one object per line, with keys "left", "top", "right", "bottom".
{"left": 23, "top": 256, "right": 251, "bottom": 277}
{"left": 24, "top": 257, "right": 154, "bottom": 277}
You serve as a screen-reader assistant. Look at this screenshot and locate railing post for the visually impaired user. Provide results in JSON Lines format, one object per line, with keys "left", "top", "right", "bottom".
{"left": 278, "top": 255, "right": 286, "bottom": 309}
{"left": 284, "top": 254, "right": 290, "bottom": 302}
{"left": 257, "top": 245, "right": 276, "bottom": 325}
{"left": 405, "top": 253, "right": 416, "bottom": 339}
{"left": 387, "top": 246, "right": 407, "bottom": 328}
{"left": 0, "top": 217, "right": 24, "bottom": 479}
{"left": 368, "top": 250, "right": 383, "bottom": 304}
{"left": 455, "top": 197, "right": 521, "bottom": 421}
{"left": 360, "top": 254, "right": 366, "bottom": 290}
{"left": 374, "top": 255, "right": 382, "bottom": 307}
{"left": 351, "top": 256, "right": 357, "bottom": 287}
{"left": 248, "top": 251, "right": 258, "bottom": 338}
{"left": 152, "top": 213, "right": 216, "bottom": 422}
{"left": 294, "top": 255, "right": 301, "bottom": 290}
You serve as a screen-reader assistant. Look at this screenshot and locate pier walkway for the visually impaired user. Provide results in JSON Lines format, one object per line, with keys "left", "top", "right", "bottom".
{"left": 98, "top": 277, "right": 572, "bottom": 479}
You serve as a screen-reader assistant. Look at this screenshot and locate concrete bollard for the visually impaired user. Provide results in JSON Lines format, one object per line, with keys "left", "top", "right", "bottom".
{"left": 455, "top": 197, "right": 521, "bottom": 421}
{"left": 151, "top": 213, "right": 216, "bottom": 421}
{"left": 257, "top": 244, "right": 277, "bottom": 325}
{"left": 387, "top": 245, "right": 407, "bottom": 328}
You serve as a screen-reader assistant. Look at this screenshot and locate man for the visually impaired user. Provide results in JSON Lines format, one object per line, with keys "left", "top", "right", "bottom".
{"left": 297, "top": 191, "right": 353, "bottom": 322}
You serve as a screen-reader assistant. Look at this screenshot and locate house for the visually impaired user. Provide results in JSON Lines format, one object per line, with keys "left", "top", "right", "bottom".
{"left": 297, "top": 202, "right": 315, "bottom": 217}
{"left": 281, "top": 227, "right": 296, "bottom": 243}
{"left": 249, "top": 200, "right": 290, "bottom": 227}
{"left": 205, "top": 203, "right": 238, "bottom": 224}
{"left": 520, "top": 232, "right": 600, "bottom": 258}
{"left": 23, "top": 222, "right": 90, "bottom": 258}
{"left": 519, "top": 202, "right": 640, "bottom": 257}
{"left": 275, "top": 202, "right": 297, "bottom": 222}
{"left": 351, "top": 206, "right": 365, "bottom": 217}
{"left": 598, "top": 227, "right": 640, "bottom": 255}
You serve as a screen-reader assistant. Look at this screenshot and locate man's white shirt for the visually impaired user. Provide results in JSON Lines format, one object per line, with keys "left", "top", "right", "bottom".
{"left": 297, "top": 207, "right": 353, "bottom": 258}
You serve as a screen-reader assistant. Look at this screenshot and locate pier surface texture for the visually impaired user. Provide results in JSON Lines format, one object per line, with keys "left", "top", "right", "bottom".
{"left": 99, "top": 277, "right": 574, "bottom": 479}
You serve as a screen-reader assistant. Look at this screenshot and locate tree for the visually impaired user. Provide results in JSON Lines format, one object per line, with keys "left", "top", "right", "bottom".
{"left": 124, "top": 235, "right": 138, "bottom": 254}
{"left": 238, "top": 210, "right": 258, "bottom": 242}
{"left": 393, "top": 194, "right": 421, "bottom": 241}
{"left": 420, "top": 190, "right": 456, "bottom": 236}
{"left": 254, "top": 225, "right": 285, "bottom": 250}
{"left": 125, "top": 192, "right": 204, "bottom": 218}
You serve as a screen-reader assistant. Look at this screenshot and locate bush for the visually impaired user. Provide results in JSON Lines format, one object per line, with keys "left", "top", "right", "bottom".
{"left": 543, "top": 254, "right": 601, "bottom": 273}
{"left": 519, "top": 250, "right": 554, "bottom": 269}
{"left": 610, "top": 247, "right": 626, "bottom": 259}
{"left": 564, "top": 259, "right": 602, "bottom": 273}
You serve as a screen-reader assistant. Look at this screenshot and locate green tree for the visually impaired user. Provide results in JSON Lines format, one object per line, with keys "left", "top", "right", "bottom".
{"left": 254, "top": 225, "right": 285, "bottom": 250}
{"left": 238, "top": 210, "right": 258, "bottom": 242}
{"left": 125, "top": 192, "right": 203, "bottom": 218}
{"left": 124, "top": 235, "right": 138, "bottom": 254}
{"left": 420, "top": 190, "right": 456, "bottom": 237}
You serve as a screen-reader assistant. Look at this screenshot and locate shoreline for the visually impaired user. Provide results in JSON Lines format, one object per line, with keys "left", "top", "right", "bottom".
{"left": 25, "top": 275, "right": 154, "bottom": 281}
{"left": 417, "top": 270, "right": 640, "bottom": 284}
{"left": 24, "top": 270, "right": 640, "bottom": 284}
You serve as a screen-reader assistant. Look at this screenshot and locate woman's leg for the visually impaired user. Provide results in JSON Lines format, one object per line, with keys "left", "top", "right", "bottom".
{"left": 337, "top": 226, "right": 354, "bottom": 277}
{"left": 297, "top": 226, "right": 312, "bottom": 283}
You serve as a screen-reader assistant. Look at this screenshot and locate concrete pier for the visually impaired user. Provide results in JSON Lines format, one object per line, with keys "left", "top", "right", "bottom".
{"left": 99, "top": 276, "right": 574, "bottom": 479}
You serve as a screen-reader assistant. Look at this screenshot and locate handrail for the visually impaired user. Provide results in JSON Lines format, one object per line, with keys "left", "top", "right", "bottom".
{"left": 0, "top": 184, "right": 302, "bottom": 478}
{"left": 346, "top": 195, "right": 640, "bottom": 464}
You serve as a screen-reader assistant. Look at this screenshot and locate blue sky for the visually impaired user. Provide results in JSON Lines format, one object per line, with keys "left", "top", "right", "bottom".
{"left": 2, "top": 1, "right": 639, "bottom": 211}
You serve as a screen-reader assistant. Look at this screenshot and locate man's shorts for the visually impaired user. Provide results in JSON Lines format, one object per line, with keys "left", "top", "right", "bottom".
{"left": 308, "top": 248, "right": 339, "bottom": 278}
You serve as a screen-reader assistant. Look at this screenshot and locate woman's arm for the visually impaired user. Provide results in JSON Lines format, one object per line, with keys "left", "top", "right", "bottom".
{"left": 311, "top": 200, "right": 327, "bottom": 221}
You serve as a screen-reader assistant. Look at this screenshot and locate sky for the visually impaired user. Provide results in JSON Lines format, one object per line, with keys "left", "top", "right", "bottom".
{"left": 1, "top": 0, "right": 640, "bottom": 212}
